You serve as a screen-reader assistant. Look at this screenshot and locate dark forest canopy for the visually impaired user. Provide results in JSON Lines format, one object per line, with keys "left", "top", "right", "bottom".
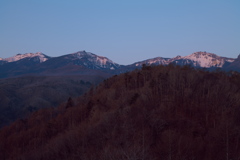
{"left": 1, "top": 65, "right": 240, "bottom": 160}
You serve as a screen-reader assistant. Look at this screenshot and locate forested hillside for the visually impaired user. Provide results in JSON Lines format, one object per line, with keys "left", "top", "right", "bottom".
{"left": 1, "top": 65, "right": 240, "bottom": 160}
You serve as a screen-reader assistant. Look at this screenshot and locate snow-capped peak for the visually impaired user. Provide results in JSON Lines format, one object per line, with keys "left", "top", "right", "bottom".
{"left": 174, "top": 55, "right": 182, "bottom": 59}
{"left": 67, "top": 50, "right": 120, "bottom": 69}
{"left": 71, "top": 50, "right": 118, "bottom": 67}
{"left": 71, "top": 50, "right": 94, "bottom": 58}
{"left": 182, "top": 51, "right": 234, "bottom": 68}
{"left": 3, "top": 52, "right": 49, "bottom": 63}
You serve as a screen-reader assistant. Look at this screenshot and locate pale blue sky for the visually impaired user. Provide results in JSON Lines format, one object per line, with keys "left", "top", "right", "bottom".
{"left": 0, "top": 0, "right": 239, "bottom": 64}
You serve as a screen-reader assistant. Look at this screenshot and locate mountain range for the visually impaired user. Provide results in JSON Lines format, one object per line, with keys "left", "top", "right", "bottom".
{"left": 0, "top": 51, "right": 239, "bottom": 79}
{"left": 0, "top": 50, "right": 239, "bottom": 127}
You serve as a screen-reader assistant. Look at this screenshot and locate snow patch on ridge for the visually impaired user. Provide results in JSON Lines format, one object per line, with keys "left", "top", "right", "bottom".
{"left": 3, "top": 52, "right": 49, "bottom": 63}
{"left": 134, "top": 57, "right": 170, "bottom": 66}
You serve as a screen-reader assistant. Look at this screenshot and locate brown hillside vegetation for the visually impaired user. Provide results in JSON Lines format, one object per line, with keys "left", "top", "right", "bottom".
{"left": 1, "top": 65, "right": 240, "bottom": 160}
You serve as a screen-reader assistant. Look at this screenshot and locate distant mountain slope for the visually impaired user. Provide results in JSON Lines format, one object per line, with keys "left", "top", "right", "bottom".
{"left": 224, "top": 55, "right": 240, "bottom": 72}
{"left": 0, "top": 52, "right": 51, "bottom": 78}
{"left": 0, "top": 74, "right": 106, "bottom": 128}
{"left": 0, "top": 57, "right": 48, "bottom": 78}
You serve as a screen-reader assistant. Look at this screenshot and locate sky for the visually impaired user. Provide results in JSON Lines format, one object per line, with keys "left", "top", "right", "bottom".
{"left": 0, "top": 0, "right": 239, "bottom": 65}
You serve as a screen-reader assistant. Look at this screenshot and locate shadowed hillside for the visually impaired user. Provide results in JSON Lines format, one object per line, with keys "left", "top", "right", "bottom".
{"left": 1, "top": 65, "right": 240, "bottom": 160}
{"left": 0, "top": 75, "right": 106, "bottom": 127}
